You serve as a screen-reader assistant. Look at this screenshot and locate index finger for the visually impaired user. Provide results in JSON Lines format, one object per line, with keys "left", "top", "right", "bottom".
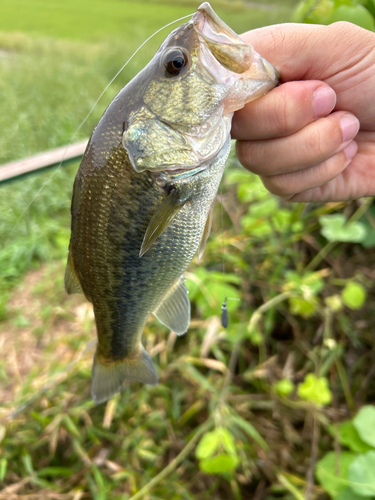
{"left": 231, "top": 80, "right": 336, "bottom": 141}
{"left": 240, "top": 22, "right": 373, "bottom": 82}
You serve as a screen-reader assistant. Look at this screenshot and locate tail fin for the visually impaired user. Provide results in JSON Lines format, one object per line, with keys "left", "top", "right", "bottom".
{"left": 91, "top": 346, "right": 158, "bottom": 404}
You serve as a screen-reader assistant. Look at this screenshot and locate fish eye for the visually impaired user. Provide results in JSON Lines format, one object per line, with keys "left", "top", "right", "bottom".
{"left": 164, "top": 49, "right": 189, "bottom": 77}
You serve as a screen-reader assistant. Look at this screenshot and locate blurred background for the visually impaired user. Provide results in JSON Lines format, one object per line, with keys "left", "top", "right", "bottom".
{"left": 1, "top": 0, "right": 375, "bottom": 499}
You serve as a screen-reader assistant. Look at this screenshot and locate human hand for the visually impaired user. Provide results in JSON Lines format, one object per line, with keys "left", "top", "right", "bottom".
{"left": 232, "top": 22, "right": 375, "bottom": 202}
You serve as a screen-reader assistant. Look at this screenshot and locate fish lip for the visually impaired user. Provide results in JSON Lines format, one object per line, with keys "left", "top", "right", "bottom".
{"left": 192, "top": 3, "right": 280, "bottom": 107}
{"left": 193, "top": 2, "right": 245, "bottom": 46}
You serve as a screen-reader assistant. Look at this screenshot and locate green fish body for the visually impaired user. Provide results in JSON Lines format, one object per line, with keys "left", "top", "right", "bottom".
{"left": 65, "top": 2, "right": 279, "bottom": 403}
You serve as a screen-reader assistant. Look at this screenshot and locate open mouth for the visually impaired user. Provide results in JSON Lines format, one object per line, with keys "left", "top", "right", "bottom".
{"left": 193, "top": 3, "right": 254, "bottom": 74}
{"left": 192, "top": 1, "right": 280, "bottom": 108}
{"left": 194, "top": 2, "right": 245, "bottom": 45}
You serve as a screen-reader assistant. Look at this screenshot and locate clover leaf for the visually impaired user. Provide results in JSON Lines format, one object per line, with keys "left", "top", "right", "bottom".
{"left": 319, "top": 214, "right": 367, "bottom": 243}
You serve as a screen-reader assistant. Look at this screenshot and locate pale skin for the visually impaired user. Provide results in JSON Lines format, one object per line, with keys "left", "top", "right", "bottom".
{"left": 232, "top": 22, "right": 375, "bottom": 202}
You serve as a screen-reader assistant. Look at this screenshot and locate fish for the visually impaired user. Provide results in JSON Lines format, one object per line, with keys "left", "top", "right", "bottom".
{"left": 64, "top": 2, "right": 279, "bottom": 404}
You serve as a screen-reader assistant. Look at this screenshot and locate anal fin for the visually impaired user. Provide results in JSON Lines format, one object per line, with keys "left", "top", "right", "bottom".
{"left": 91, "top": 346, "right": 158, "bottom": 404}
{"left": 64, "top": 252, "right": 83, "bottom": 294}
{"left": 197, "top": 200, "right": 215, "bottom": 261}
{"left": 140, "top": 189, "right": 186, "bottom": 257}
{"left": 153, "top": 276, "right": 190, "bottom": 335}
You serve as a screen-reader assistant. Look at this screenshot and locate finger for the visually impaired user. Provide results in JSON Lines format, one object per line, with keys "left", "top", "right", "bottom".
{"left": 261, "top": 141, "right": 358, "bottom": 198}
{"left": 240, "top": 22, "right": 373, "bottom": 82}
{"left": 236, "top": 111, "right": 360, "bottom": 176}
{"left": 289, "top": 137, "right": 375, "bottom": 201}
{"left": 231, "top": 81, "right": 336, "bottom": 141}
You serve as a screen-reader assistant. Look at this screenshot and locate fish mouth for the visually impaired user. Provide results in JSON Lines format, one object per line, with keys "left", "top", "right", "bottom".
{"left": 195, "top": 2, "right": 246, "bottom": 47}
{"left": 192, "top": 2, "right": 280, "bottom": 110}
{"left": 193, "top": 2, "right": 254, "bottom": 74}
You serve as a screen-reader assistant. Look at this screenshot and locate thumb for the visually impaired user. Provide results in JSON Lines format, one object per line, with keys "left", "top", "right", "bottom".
{"left": 241, "top": 22, "right": 371, "bottom": 82}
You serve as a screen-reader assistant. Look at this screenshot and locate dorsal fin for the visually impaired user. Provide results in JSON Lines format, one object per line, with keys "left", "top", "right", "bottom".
{"left": 140, "top": 189, "right": 187, "bottom": 257}
{"left": 153, "top": 276, "right": 190, "bottom": 336}
{"left": 64, "top": 252, "right": 83, "bottom": 294}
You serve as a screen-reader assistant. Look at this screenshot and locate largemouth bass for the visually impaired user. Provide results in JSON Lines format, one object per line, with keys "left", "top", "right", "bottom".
{"left": 65, "top": 2, "right": 279, "bottom": 404}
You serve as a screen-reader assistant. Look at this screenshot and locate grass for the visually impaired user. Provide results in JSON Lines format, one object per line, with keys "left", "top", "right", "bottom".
{"left": 2, "top": 158, "right": 375, "bottom": 498}
{"left": 2, "top": 0, "right": 375, "bottom": 499}
{"left": 0, "top": 0, "right": 294, "bottom": 43}
{"left": 0, "top": 0, "right": 296, "bottom": 303}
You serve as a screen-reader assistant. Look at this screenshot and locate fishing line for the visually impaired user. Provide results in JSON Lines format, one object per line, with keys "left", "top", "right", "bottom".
{"left": 219, "top": 183, "right": 228, "bottom": 327}
{"left": 219, "top": 158, "right": 240, "bottom": 328}
{"left": 7, "top": 12, "right": 194, "bottom": 242}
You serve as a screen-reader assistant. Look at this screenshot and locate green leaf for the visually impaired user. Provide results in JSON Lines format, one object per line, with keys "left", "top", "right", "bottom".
{"left": 197, "top": 282, "right": 240, "bottom": 317}
{"left": 339, "top": 420, "right": 374, "bottom": 453}
{"left": 342, "top": 282, "right": 366, "bottom": 310}
{"left": 225, "top": 169, "right": 252, "bottom": 186}
{"left": 333, "top": 0, "right": 355, "bottom": 7}
{"left": 274, "top": 379, "right": 294, "bottom": 397}
{"left": 184, "top": 275, "right": 200, "bottom": 301}
{"left": 0, "top": 458, "right": 7, "bottom": 482}
{"left": 284, "top": 271, "right": 324, "bottom": 295}
{"left": 348, "top": 451, "right": 375, "bottom": 496}
{"left": 359, "top": 205, "right": 375, "bottom": 248}
{"left": 22, "top": 453, "right": 34, "bottom": 475}
{"left": 336, "top": 487, "right": 365, "bottom": 500}
{"left": 241, "top": 215, "right": 273, "bottom": 237}
{"left": 249, "top": 198, "right": 278, "bottom": 218}
{"left": 320, "top": 214, "right": 367, "bottom": 243}
{"left": 199, "top": 454, "right": 239, "bottom": 474}
{"left": 353, "top": 406, "right": 375, "bottom": 448}
{"left": 315, "top": 451, "right": 356, "bottom": 497}
{"left": 361, "top": 0, "right": 375, "bottom": 19}
{"left": 292, "top": 0, "right": 318, "bottom": 22}
{"left": 38, "top": 467, "right": 73, "bottom": 477}
{"left": 291, "top": 221, "right": 304, "bottom": 232}
{"left": 308, "top": 0, "right": 335, "bottom": 23}
{"left": 328, "top": 4, "right": 374, "bottom": 30}
{"left": 289, "top": 296, "right": 318, "bottom": 318}
{"left": 247, "top": 325, "right": 263, "bottom": 345}
{"left": 298, "top": 373, "right": 332, "bottom": 406}
{"left": 196, "top": 431, "right": 220, "bottom": 460}
{"left": 201, "top": 272, "right": 242, "bottom": 285}
{"left": 235, "top": 173, "right": 269, "bottom": 202}
{"left": 272, "top": 208, "right": 292, "bottom": 232}
{"left": 63, "top": 415, "right": 81, "bottom": 439}
{"left": 216, "top": 427, "right": 237, "bottom": 456}
{"left": 292, "top": 0, "right": 335, "bottom": 23}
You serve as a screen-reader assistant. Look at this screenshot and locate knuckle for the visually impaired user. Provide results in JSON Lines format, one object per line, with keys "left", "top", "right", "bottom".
{"left": 305, "top": 122, "right": 332, "bottom": 158}
{"left": 271, "top": 95, "right": 298, "bottom": 135}
{"left": 332, "top": 21, "right": 358, "bottom": 35}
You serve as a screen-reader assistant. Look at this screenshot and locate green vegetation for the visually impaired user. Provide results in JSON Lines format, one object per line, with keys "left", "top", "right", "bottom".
{"left": 1, "top": 0, "right": 375, "bottom": 498}
{"left": 316, "top": 406, "right": 375, "bottom": 498}
{"left": 293, "top": 0, "right": 375, "bottom": 30}
{"left": 0, "top": 0, "right": 294, "bottom": 43}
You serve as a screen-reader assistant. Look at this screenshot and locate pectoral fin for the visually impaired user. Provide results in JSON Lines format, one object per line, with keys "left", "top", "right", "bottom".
{"left": 153, "top": 276, "right": 190, "bottom": 335}
{"left": 140, "top": 189, "right": 186, "bottom": 257}
{"left": 91, "top": 346, "right": 158, "bottom": 404}
{"left": 197, "top": 201, "right": 215, "bottom": 261}
{"left": 64, "top": 253, "right": 83, "bottom": 294}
